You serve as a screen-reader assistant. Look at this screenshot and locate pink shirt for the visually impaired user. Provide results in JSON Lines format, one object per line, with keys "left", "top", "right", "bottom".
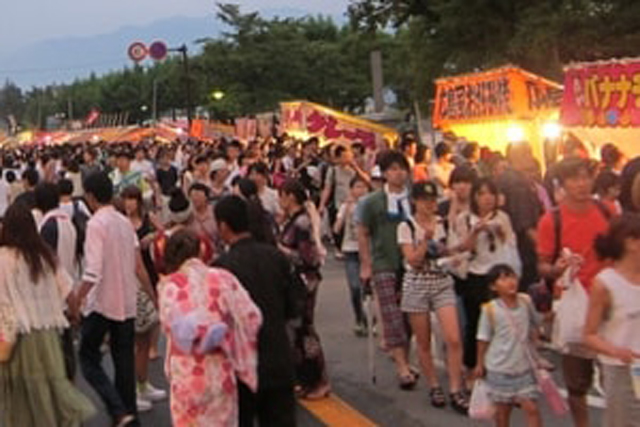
{"left": 82, "top": 205, "right": 139, "bottom": 321}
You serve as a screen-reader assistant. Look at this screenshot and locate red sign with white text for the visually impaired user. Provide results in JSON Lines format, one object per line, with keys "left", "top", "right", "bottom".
{"left": 561, "top": 58, "right": 640, "bottom": 127}
{"left": 280, "top": 101, "right": 397, "bottom": 148}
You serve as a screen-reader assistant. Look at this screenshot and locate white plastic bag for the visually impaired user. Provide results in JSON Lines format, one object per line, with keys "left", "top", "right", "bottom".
{"left": 469, "top": 379, "right": 495, "bottom": 420}
{"left": 552, "top": 266, "right": 588, "bottom": 351}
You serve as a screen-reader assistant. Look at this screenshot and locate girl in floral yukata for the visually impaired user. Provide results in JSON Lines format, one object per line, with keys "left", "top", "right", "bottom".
{"left": 158, "top": 229, "right": 262, "bottom": 426}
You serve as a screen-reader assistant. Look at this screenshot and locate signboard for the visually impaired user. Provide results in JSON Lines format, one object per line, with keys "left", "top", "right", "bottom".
{"left": 561, "top": 58, "right": 640, "bottom": 128}
{"left": 128, "top": 42, "right": 148, "bottom": 63}
{"left": 191, "top": 119, "right": 235, "bottom": 140}
{"left": 149, "top": 41, "right": 168, "bottom": 61}
{"left": 280, "top": 101, "right": 397, "bottom": 148}
{"left": 433, "top": 66, "right": 562, "bottom": 129}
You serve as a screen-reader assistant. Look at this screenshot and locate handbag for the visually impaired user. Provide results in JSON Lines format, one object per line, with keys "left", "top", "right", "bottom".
{"left": 536, "top": 369, "right": 568, "bottom": 416}
{"left": 552, "top": 266, "right": 588, "bottom": 352}
{"left": 469, "top": 379, "right": 496, "bottom": 420}
{"left": 0, "top": 304, "right": 17, "bottom": 363}
{"left": 136, "top": 288, "right": 159, "bottom": 334}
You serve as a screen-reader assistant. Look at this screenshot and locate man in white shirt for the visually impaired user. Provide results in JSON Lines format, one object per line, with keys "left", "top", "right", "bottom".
{"left": 35, "top": 182, "right": 79, "bottom": 382}
{"left": 35, "top": 183, "right": 78, "bottom": 283}
{"left": 248, "top": 162, "right": 281, "bottom": 219}
{"left": 58, "top": 178, "right": 92, "bottom": 219}
{"left": 224, "top": 140, "right": 243, "bottom": 188}
{"left": 73, "top": 172, "right": 156, "bottom": 427}
{"left": 131, "top": 147, "right": 155, "bottom": 180}
{"left": 429, "top": 142, "right": 456, "bottom": 199}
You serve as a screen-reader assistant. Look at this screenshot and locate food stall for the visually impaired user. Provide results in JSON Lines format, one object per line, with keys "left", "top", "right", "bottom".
{"left": 561, "top": 57, "right": 640, "bottom": 158}
{"left": 432, "top": 66, "right": 563, "bottom": 162}
{"left": 280, "top": 101, "right": 398, "bottom": 148}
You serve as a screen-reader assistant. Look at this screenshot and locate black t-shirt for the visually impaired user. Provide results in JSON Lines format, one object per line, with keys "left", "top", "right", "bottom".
{"left": 156, "top": 166, "right": 178, "bottom": 196}
{"left": 137, "top": 214, "right": 159, "bottom": 286}
{"left": 13, "top": 190, "right": 36, "bottom": 210}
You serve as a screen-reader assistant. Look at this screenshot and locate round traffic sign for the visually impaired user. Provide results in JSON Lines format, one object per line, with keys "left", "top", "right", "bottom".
{"left": 128, "top": 42, "right": 148, "bottom": 63}
{"left": 149, "top": 41, "right": 168, "bottom": 61}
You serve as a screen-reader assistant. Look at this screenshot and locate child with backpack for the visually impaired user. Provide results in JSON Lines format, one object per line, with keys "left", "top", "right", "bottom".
{"left": 474, "top": 264, "right": 542, "bottom": 427}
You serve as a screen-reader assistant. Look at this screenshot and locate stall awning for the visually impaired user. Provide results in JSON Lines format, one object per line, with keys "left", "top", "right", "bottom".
{"left": 433, "top": 66, "right": 563, "bottom": 130}
{"left": 280, "top": 101, "right": 398, "bottom": 148}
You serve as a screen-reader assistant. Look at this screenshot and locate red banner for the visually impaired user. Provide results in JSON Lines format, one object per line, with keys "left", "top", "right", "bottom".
{"left": 561, "top": 58, "right": 640, "bottom": 128}
{"left": 280, "top": 101, "right": 397, "bottom": 148}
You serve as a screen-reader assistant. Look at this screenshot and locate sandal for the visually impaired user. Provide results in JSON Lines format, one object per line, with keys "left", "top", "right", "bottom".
{"left": 398, "top": 372, "right": 418, "bottom": 391}
{"left": 409, "top": 366, "right": 421, "bottom": 379}
{"left": 294, "top": 385, "right": 306, "bottom": 398}
{"left": 302, "top": 384, "right": 331, "bottom": 400}
{"left": 450, "top": 391, "right": 470, "bottom": 416}
{"left": 429, "top": 387, "right": 447, "bottom": 408}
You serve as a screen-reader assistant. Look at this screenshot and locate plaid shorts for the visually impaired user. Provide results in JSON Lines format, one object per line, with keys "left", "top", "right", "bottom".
{"left": 401, "top": 270, "right": 456, "bottom": 313}
{"left": 372, "top": 271, "right": 408, "bottom": 348}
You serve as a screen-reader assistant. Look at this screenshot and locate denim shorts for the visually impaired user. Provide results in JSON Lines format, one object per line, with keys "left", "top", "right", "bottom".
{"left": 486, "top": 370, "right": 539, "bottom": 404}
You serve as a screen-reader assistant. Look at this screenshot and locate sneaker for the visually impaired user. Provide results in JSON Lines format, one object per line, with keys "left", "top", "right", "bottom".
{"left": 353, "top": 323, "right": 367, "bottom": 337}
{"left": 139, "top": 382, "right": 167, "bottom": 402}
{"left": 136, "top": 397, "right": 152, "bottom": 412}
{"left": 115, "top": 414, "right": 136, "bottom": 427}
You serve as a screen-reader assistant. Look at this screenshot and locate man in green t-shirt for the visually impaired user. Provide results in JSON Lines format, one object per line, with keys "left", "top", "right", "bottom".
{"left": 358, "top": 150, "right": 417, "bottom": 389}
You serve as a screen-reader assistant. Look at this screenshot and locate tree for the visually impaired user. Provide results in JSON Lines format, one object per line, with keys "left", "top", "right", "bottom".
{"left": 0, "top": 80, "right": 25, "bottom": 126}
{"left": 349, "top": 0, "right": 640, "bottom": 106}
{"left": 14, "top": 3, "right": 400, "bottom": 129}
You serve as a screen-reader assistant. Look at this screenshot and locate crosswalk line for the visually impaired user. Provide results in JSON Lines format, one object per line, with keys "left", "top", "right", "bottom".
{"left": 299, "top": 395, "right": 378, "bottom": 427}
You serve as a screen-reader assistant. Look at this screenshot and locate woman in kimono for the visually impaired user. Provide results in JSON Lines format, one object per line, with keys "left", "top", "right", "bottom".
{"left": 278, "top": 179, "right": 330, "bottom": 400}
{"left": 158, "top": 229, "right": 262, "bottom": 426}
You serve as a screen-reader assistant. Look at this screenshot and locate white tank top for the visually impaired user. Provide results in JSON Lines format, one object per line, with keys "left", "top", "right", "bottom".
{"left": 597, "top": 268, "right": 640, "bottom": 366}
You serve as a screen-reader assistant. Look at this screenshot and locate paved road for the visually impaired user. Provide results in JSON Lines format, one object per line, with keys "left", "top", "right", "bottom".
{"left": 80, "top": 259, "right": 603, "bottom": 426}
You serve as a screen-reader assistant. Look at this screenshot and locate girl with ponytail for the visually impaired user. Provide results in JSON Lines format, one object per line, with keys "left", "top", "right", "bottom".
{"left": 585, "top": 213, "right": 640, "bottom": 426}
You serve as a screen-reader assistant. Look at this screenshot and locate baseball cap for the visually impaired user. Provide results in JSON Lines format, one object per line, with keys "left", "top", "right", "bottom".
{"left": 411, "top": 181, "right": 438, "bottom": 200}
{"left": 211, "top": 158, "right": 228, "bottom": 173}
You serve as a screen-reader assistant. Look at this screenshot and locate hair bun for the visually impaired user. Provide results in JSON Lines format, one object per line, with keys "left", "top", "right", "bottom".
{"left": 169, "top": 188, "right": 190, "bottom": 213}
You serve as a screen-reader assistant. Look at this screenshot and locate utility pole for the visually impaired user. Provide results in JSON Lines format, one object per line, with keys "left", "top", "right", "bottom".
{"left": 67, "top": 98, "right": 73, "bottom": 122}
{"left": 370, "top": 50, "right": 385, "bottom": 113}
{"left": 152, "top": 78, "right": 159, "bottom": 124}
{"left": 169, "top": 44, "right": 193, "bottom": 129}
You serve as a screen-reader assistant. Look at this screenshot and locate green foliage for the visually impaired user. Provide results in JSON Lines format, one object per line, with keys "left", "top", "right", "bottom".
{"left": 350, "top": 0, "right": 640, "bottom": 106}
{"left": 2, "top": 1, "right": 639, "bottom": 129}
{"left": 0, "top": 3, "right": 394, "bottom": 130}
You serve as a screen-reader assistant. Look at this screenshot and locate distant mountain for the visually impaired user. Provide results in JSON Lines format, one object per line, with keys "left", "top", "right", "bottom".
{"left": 0, "top": 7, "right": 344, "bottom": 89}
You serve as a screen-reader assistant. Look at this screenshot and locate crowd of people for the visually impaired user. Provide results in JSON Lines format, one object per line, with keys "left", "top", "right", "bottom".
{"left": 0, "top": 132, "right": 638, "bottom": 427}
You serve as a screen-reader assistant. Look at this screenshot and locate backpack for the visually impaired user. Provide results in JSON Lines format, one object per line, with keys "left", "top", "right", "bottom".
{"left": 485, "top": 294, "right": 536, "bottom": 332}
{"left": 71, "top": 199, "right": 90, "bottom": 259}
{"left": 550, "top": 199, "right": 612, "bottom": 262}
{"left": 529, "top": 200, "right": 612, "bottom": 312}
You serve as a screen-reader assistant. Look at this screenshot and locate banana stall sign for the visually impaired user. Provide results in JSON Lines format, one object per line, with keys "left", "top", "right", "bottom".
{"left": 560, "top": 57, "right": 640, "bottom": 156}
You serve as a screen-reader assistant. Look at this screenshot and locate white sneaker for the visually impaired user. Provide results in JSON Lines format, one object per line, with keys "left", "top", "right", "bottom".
{"left": 139, "top": 382, "right": 167, "bottom": 402}
{"left": 136, "top": 397, "right": 152, "bottom": 412}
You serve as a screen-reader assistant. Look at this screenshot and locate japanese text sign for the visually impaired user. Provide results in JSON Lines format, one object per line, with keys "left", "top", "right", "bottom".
{"left": 433, "top": 67, "right": 562, "bottom": 129}
{"left": 561, "top": 58, "right": 640, "bottom": 127}
{"left": 280, "top": 101, "right": 397, "bottom": 148}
